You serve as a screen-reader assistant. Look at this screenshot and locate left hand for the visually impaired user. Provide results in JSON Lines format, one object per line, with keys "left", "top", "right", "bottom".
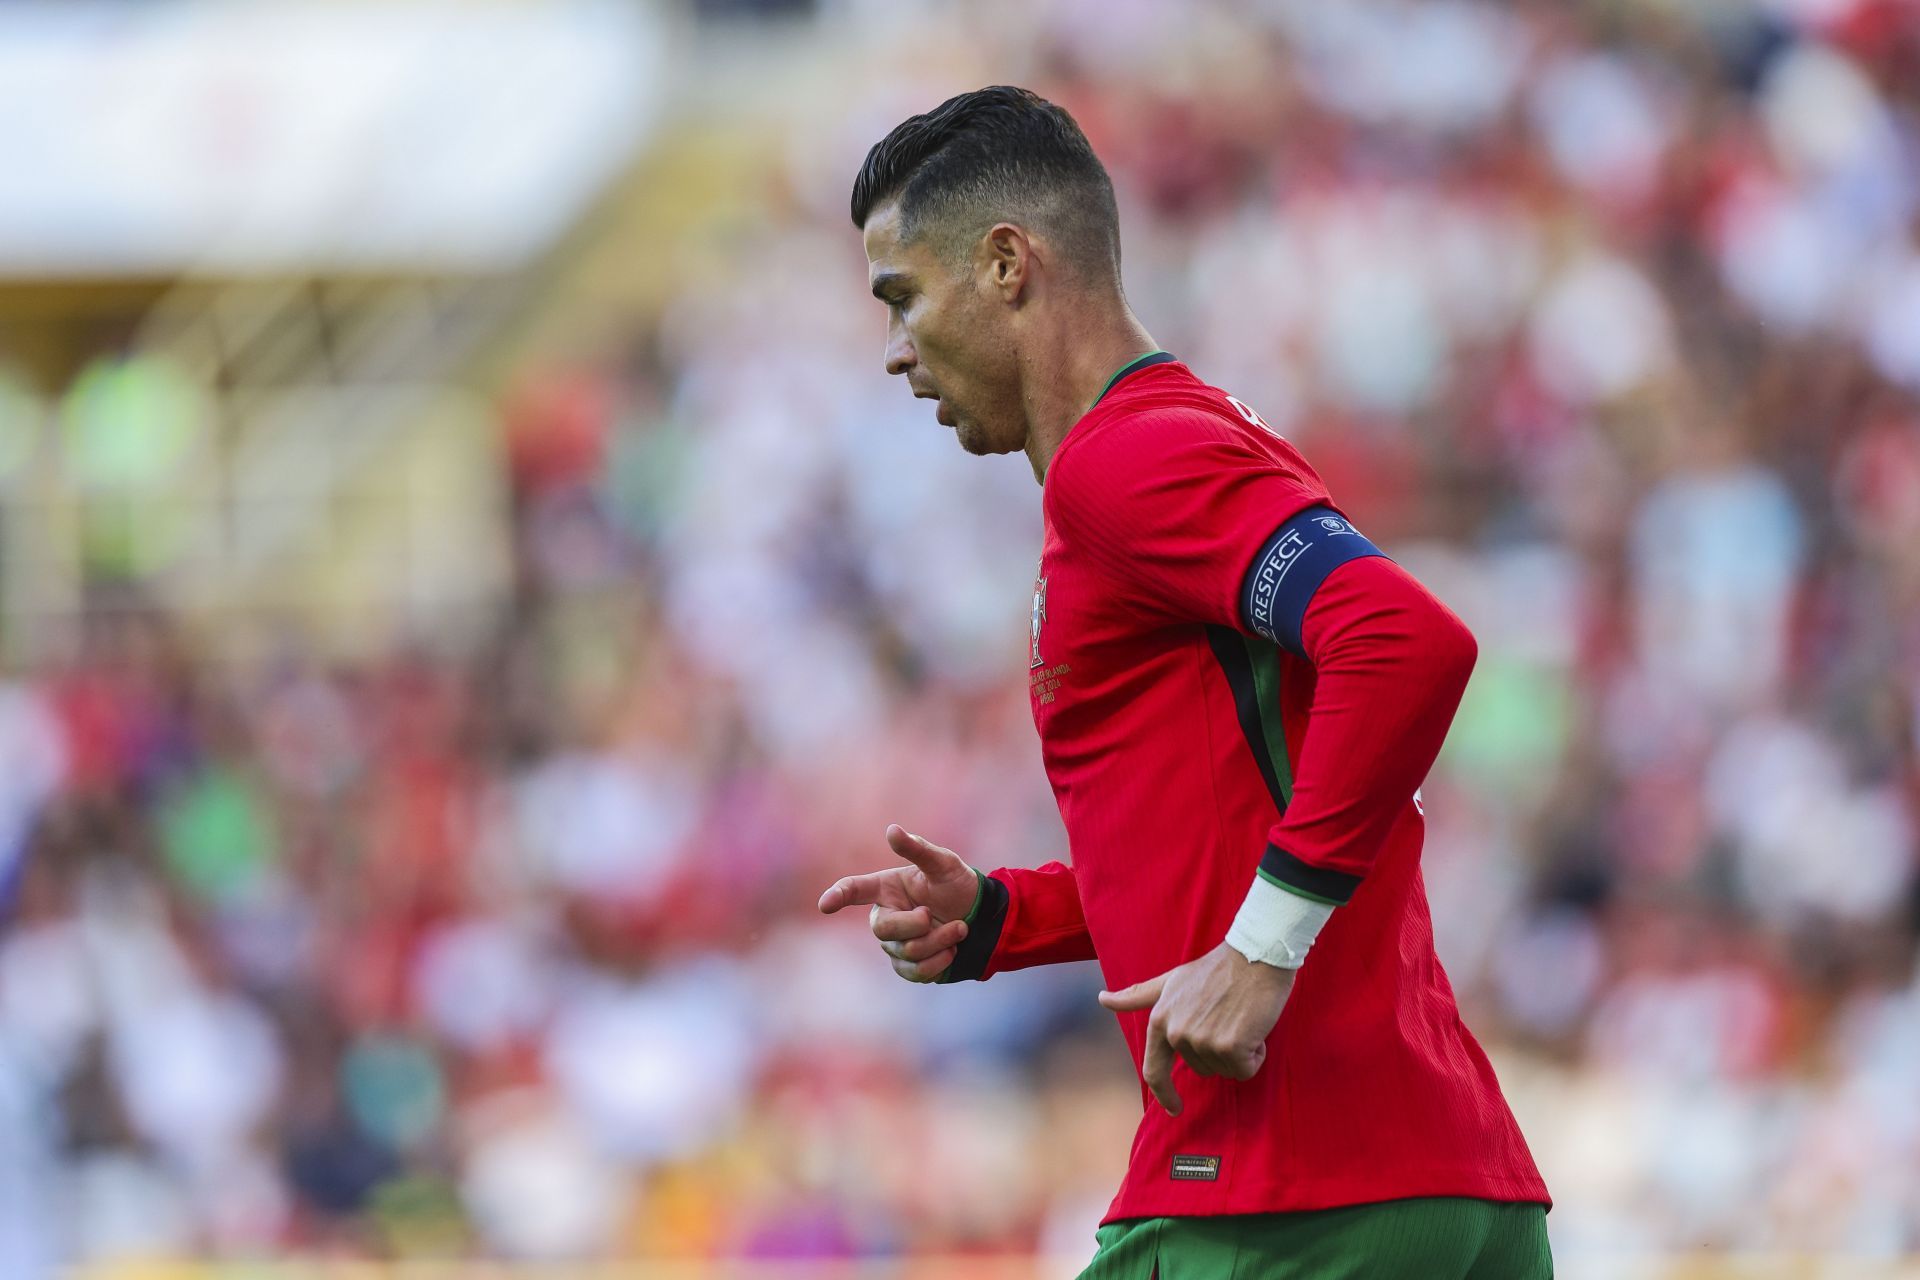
{"left": 1097, "top": 940, "right": 1296, "bottom": 1117}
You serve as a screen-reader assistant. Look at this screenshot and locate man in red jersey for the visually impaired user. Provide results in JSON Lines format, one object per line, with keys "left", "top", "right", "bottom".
{"left": 817, "top": 86, "right": 1553, "bottom": 1278}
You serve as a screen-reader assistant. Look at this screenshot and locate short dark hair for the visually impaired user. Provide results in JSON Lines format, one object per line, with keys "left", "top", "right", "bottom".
{"left": 851, "top": 85, "right": 1120, "bottom": 278}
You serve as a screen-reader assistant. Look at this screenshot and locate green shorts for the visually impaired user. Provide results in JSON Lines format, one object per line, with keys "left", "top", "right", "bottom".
{"left": 1078, "top": 1196, "right": 1552, "bottom": 1280}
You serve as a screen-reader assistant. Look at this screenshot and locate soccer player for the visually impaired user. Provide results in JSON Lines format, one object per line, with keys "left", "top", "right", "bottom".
{"left": 816, "top": 86, "right": 1553, "bottom": 1278}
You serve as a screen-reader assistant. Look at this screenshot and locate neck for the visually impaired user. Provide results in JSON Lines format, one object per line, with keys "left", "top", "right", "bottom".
{"left": 1019, "top": 298, "right": 1158, "bottom": 484}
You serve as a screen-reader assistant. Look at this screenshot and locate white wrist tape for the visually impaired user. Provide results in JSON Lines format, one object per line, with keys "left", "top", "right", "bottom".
{"left": 1226, "top": 874, "right": 1336, "bottom": 970}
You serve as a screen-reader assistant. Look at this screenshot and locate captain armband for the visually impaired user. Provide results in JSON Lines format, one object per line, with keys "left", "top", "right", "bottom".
{"left": 1239, "top": 506, "right": 1387, "bottom": 656}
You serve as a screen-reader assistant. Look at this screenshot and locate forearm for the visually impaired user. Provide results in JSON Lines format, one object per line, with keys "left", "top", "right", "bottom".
{"left": 940, "top": 860, "right": 1096, "bottom": 983}
{"left": 1261, "top": 554, "right": 1475, "bottom": 899}
{"left": 1228, "top": 555, "right": 1475, "bottom": 966}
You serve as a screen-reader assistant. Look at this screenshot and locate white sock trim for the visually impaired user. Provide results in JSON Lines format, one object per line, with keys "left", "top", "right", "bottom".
{"left": 1225, "top": 874, "right": 1336, "bottom": 970}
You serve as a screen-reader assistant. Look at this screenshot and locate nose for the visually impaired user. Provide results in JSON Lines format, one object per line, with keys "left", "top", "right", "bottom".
{"left": 884, "top": 319, "right": 916, "bottom": 377}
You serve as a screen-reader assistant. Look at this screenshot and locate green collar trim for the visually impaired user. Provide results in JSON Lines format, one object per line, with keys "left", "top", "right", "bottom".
{"left": 1091, "top": 349, "right": 1174, "bottom": 409}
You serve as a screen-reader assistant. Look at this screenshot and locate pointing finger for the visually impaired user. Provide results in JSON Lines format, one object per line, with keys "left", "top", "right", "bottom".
{"left": 1142, "top": 1015, "right": 1182, "bottom": 1116}
{"left": 819, "top": 870, "right": 900, "bottom": 915}
{"left": 1097, "top": 972, "right": 1168, "bottom": 1013}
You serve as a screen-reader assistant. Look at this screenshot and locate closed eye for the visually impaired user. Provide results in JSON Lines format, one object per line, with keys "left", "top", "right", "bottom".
{"left": 870, "top": 271, "right": 911, "bottom": 307}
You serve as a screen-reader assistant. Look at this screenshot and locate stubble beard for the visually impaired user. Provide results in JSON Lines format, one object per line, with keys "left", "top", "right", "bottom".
{"left": 955, "top": 419, "right": 993, "bottom": 455}
{"left": 951, "top": 401, "right": 1023, "bottom": 458}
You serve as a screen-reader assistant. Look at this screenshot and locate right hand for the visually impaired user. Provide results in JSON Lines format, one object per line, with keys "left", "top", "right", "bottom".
{"left": 817, "top": 825, "right": 981, "bottom": 983}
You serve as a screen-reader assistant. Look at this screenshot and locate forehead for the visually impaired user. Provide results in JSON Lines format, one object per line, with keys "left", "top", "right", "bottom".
{"left": 862, "top": 199, "right": 935, "bottom": 283}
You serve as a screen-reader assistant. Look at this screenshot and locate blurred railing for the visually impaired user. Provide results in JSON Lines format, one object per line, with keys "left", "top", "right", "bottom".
{"left": 138, "top": 273, "right": 524, "bottom": 623}
{"left": 0, "top": 271, "right": 523, "bottom": 663}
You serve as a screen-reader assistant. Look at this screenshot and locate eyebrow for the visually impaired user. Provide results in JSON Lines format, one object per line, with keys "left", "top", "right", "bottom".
{"left": 870, "top": 271, "right": 908, "bottom": 301}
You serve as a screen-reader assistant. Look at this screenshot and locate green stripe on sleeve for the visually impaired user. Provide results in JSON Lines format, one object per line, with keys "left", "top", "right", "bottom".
{"left": 1242, "top": 636, "right": 1294, "bottom": 808}
{"left": 1256, "top": 865, "right": 1343, "bottom": 907}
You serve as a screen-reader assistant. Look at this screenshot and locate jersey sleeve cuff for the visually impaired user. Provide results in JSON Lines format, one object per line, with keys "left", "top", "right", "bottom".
{"left": 960, "top": 867, "right": 988, "bottom": 925}
{"left": 938, "top": 870, "right": 1008, "bottom": 984}
{"left": 1257, "top": 843, "right": 1361, "bottom": 906}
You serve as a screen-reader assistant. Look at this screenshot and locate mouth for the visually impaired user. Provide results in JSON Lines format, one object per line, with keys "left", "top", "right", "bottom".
{"left": 913, "top": 386, "right": 954, "bottom": 428}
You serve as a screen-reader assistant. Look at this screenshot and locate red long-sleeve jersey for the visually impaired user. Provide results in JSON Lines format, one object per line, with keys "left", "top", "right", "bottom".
{"left": 950, "top": 355, "right": 1548, "bottom": 1223}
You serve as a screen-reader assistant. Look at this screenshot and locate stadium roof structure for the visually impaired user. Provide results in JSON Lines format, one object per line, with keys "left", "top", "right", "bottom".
{"left": 0, "top": 0, "right": 664, "bottom": 278}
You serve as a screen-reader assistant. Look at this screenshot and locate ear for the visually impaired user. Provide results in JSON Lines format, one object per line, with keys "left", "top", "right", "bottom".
{"left": 981, "top": 222, "right": 1035, "bottom": 302}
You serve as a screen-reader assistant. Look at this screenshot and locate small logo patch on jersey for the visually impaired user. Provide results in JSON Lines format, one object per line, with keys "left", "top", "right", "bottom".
{"left": 1170, "top": 1154, "right": 1221, "bottom": 1182}
{"left": 1029, "top": 572, "right": 1048, "bottom": 669}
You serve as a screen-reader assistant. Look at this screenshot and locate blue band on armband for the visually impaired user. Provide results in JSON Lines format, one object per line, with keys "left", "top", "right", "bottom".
{"left": 1239, "top": 506, "right": 1386, "bottom": 655}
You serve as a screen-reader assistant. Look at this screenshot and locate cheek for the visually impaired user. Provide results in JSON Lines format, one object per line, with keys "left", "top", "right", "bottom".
{"left": 916, "top": 283, "right": 983, "bottom": 354}
{"left": 904, "top": 310, "right": 948, "bottom": 364}
{"left": 922, "top": 305, "right": 994, "bottom": 378}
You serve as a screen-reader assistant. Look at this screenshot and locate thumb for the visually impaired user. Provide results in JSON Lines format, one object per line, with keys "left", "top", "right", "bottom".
{"left": 886, "top": 825, "right": 964, "bottom": 877}
{"left": 1098, "top": 972, "right": 1167, "bottom": 1013}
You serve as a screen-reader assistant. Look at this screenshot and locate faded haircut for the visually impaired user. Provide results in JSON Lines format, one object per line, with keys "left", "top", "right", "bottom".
{"left": 851, "top": 85, "right": 1121, "bottom": 280}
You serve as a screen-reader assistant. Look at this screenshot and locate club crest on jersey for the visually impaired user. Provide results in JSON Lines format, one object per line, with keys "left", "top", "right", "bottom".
{"left": 1029, "top": 573, "right": 1048, "bottom": 669}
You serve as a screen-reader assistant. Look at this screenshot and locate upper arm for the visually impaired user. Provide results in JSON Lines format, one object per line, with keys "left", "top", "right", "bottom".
{"left": 1298, "top": 553, "right": 1477, "bottom": 678}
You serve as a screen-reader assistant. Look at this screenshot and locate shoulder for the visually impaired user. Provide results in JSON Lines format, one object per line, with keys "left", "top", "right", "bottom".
{"left": 1044, "top": 392, "right": 1324, "bottom": 526}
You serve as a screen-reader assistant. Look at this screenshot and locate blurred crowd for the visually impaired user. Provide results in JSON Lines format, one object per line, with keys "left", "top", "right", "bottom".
{"left": 5, "top": 0, "right": 1920, "bottom": 1271}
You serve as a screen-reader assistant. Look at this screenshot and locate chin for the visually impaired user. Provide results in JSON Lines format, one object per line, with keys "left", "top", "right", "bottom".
{"left": 955, "top": 420, "right": 1019, "bottom": 457}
